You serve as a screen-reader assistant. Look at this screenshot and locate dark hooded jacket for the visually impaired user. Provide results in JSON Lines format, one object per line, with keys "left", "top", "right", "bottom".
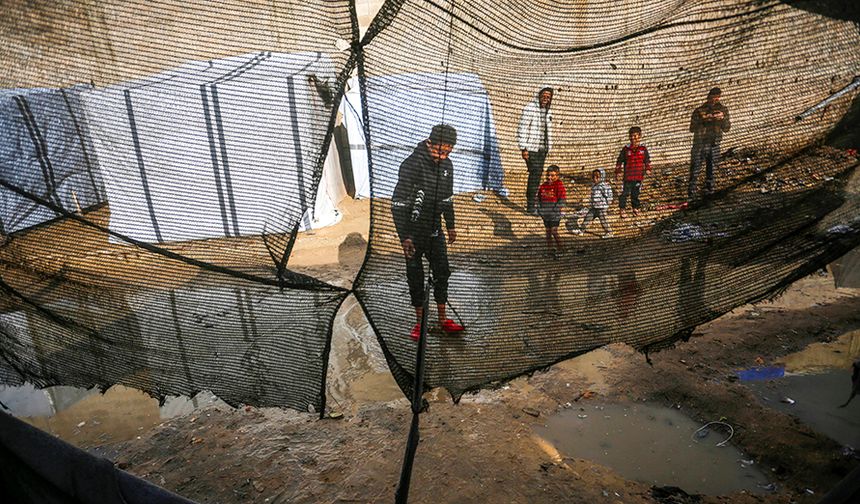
{"left": 391, "top": 141, "right": 455, "bottom": 243}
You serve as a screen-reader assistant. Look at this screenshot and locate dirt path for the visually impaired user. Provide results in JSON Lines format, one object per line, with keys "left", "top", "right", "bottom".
{"left": 99, "top": 273, "right": 860, "bottom": 504}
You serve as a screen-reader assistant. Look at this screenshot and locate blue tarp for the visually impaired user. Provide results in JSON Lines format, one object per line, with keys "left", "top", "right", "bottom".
{"left": 340, "top": 72, "right": 505, "bottom": 199}
{"left": 0, "top": 86, "right": 105, "bottom": 235}
{"left": 736, "top": 365, "right": 785, "bottom": 382}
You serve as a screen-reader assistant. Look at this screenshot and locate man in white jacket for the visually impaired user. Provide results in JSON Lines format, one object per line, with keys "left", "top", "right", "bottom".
{"left": 517, "top": 87, "right": 553, "bottom": 213}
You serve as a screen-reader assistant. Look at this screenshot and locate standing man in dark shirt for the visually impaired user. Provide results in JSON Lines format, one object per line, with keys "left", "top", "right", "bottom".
{"left": 688, "top": 87, "right": 730, "bottom": 200}
{"left": 517, "top": 87, "right": 553, "bottom": 213}
{"left": 392, "top": 124, "right": 465, "bottom": 341}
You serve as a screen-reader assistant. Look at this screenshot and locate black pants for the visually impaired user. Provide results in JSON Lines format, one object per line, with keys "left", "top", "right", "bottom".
{"left": 525, "top": 150, "right": 547, "bottom": 212}
{"left": 689, "top": 142, "right": 720, "bottom": 199}
{"left": 406, "top": 233, "right": 450, "bottom": 308}
{"left": 619, "top": 181, "right": 642, "bottom": 209}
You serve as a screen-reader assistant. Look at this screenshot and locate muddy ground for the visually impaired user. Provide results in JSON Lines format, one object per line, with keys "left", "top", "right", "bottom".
{"left": 89, "top": 270, "right": 859, "bottom": 504}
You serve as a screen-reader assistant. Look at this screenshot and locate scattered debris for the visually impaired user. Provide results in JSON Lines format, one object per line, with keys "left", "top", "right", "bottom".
{"left": 827, "top": 224, "right": 854, "bottom": 236}
{"left": 736, "top": 365, "right": 785, "bottom": 382}
{"left": 780, "top": 397, "right": 796, "bottom": 405}
{"left": 691, "top": 421, "right": 734, "bottom": 447}
{"left": 757, "top": 482, "right": 777, "bottom": 492}
{"left": 663, "top": 222, "right": 730, "bottom": 243}
{"left": 651, "top": 485, "right": 703, "bottom": 503}
{"left": 655, "top": 201, "right": 688, "bottom": 212}
{"left": 574, "top": 390, "right": 595, "bottom": 402}
{"left": 522, "top": 407, "right": 540, "bottom": 418}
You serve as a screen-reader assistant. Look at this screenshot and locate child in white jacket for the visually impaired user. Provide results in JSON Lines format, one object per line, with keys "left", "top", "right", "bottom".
{"left": 572, "top": 168, "right": 613, "bottom": 238}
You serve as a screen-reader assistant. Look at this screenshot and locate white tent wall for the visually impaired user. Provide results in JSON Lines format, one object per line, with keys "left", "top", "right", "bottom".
{"left": 81, "top": 52, "right": 338, "bottom": 244}
{"left": 339, "top": 73, "right": 505, "bottom": 199}
{"left": 340, "top": 79, "right": 371, "bottom": 199}
{"left": 0, "top": 86, "right": 105, "bottom": 235}
{"left": 301, "top": 138, "right": 347, "bottom": 231}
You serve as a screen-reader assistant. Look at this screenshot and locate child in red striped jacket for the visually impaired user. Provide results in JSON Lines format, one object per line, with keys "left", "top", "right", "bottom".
{"left": 537, "top": 165, "right": 566, "bottom": 255}
{"left": 614, "top": 126, "right": 651, "bottom": 218}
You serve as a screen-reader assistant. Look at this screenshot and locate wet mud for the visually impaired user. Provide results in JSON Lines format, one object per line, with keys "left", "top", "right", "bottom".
{"left": 5, "top": 272, "right": 857, "bottom": 503}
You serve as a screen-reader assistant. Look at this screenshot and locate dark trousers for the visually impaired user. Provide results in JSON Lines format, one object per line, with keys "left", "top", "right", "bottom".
{"left": 688, "top": 142, "right": 720, "bottom": 199}
{"left": 406, "top": 233, "right": 450, "bottom": 308}
{"left": 525, "top": 150, "right": 547, "bottom": 212}
{"left": 619, "top": 181, "right": 642, "bottom": 209}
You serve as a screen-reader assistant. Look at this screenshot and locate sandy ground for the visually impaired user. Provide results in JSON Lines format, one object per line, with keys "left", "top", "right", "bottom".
{"left": 94, "top": 244, "right": 860, "bottom": 504}
{"left": 2, "top": 146, "right": 858, "bottom": 503}
{"left": 4, "top": 155, "right": 860, "bottom": 503}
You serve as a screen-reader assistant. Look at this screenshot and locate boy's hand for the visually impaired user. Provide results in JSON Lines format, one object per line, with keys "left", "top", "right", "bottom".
{"left": 521, "top": 150, "right": 529, "bottom": 160}
{"left": 447, "top": 229, "right": 457, "bottom": 244}
{"left": 402, "top": 238, "right": 415, "bottom": 259}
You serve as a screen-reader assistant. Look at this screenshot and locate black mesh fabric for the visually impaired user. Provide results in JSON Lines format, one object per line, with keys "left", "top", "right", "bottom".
{"left": 1, "top": 0, "right": 859, "bottom": 410}
{"left": 1, "top": 0, "right": 355, "bottom": 413}
{"left": 351, "top": 0, "right": 860, "bottom": 398}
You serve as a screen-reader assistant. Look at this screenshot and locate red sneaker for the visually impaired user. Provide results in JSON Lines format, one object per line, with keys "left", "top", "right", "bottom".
{"left": 441, "top": 318, "right": 464, "bottom": 333}
{"left": 410, "top": 323, "right": 421, "bottom": 341}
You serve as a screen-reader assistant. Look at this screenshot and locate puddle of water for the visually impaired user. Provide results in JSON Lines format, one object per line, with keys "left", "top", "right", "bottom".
{"left": 553, "top": 347, "right": 614, "bottom": 393}
{"left": 779, "top": 330, "right": 860, "bottom": 374}
{"left": 742, "top": 330, "right": 860, "bottom": 448}
{"left": 326, "top": 296, "right": 402, "bottom": 410}
{"left": 534, "top": 403, "right": 769, "bottom": 495}
{"left": 0, "top": 383, "right": 221, "bottom": 446}
{"left": 747, "top": 369, "right": 860, "bottom": 448}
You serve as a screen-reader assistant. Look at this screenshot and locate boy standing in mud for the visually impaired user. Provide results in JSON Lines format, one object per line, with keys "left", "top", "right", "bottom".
{"left": 614, "top": 126, "right": 651, "bottom": 218}
{"left": 391, "top": 124, "right": 465, "bottom": 341}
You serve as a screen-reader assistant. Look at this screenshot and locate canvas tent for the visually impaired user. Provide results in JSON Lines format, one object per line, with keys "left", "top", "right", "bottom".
{"left": 0, "top": 86, "right": 105, "bottom": 235}
{"left": 80, "top": 51, "right": 341, "bottom": 244}
{"left": 339, "top": 72, "right": 505, "bottom": 199}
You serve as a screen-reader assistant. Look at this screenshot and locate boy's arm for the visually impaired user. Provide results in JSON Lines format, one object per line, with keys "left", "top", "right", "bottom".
{"left": 556, "top": 183, "right": 567, "bottom": 210}
{"left": 391, "top": 158, "right": 415, "bottom": 243}
{"left": 689, "top": 107, "right": 702, "bottom": 133}
{"left": 720, "top": 106, "right": 731, "bottom": 132}
{"left": 644, "top": 146, "right": 652, "bottom": 175}
{"left": 615, "top": 148, "right": 626, "bottom": 181}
